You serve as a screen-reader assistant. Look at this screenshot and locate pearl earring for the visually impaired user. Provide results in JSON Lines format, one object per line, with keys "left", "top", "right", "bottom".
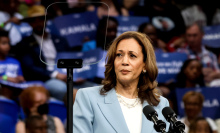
{"left": 143, "top": 70, "right": 146, "bottom": 73}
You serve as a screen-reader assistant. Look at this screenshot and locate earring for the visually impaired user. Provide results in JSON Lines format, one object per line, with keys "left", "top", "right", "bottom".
{"left": 143, "top": 70, "right": 146, "bottom": 73}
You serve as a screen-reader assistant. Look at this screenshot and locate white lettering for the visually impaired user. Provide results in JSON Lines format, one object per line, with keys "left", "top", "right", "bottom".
{"left": 59, "top": 23, "right": 97, "bottom": 36}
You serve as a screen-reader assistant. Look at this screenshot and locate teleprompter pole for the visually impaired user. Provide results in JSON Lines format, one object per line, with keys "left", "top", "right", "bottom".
{"left": 57, "top": 59, "right": 83, "bottom": 133}
{"left": 67, "top": 67, "right": 73, "bottom": 133}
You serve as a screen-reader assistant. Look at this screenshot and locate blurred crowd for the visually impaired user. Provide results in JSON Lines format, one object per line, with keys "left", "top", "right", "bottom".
{"left": 1, "top": 0, "right": 220, "bottom": 133}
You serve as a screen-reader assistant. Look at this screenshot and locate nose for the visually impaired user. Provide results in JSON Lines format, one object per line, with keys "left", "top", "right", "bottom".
{"left": 122, "top": 55, "right": 129, "bottom": 66}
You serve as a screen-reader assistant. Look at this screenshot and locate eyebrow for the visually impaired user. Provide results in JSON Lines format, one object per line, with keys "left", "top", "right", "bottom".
{"left": 117, "top": 50, "right": 138, "bottom": 55}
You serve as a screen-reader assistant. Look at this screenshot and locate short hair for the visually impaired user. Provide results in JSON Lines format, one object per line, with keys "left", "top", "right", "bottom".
{"left": 101, "top": 31, "right": 160, "bottom": 106}
{"left": 0, "top": 29, "right": 9, "bottom": 38}
{"left": 182, "top": 91, "right": 204, "bottom": 107}
{"left": 189, "top": 117, "right": 213, "bottom": 133}
{"left": 186, "top": 22, "right": 204, "bottom": 34}
{"left": 19, "top": 86, "right": 50, "bottom": 116}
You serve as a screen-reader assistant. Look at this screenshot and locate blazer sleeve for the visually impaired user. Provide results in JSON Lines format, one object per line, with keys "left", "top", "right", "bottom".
{"left": 73, "top": 89, "right": 94, "bottom": 133}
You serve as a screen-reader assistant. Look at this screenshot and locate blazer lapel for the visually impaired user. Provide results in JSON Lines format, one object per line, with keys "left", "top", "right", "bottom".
{"left": 141, "top": 101, "right": 155, "bottom": 133}
{"left": 97, "top": 88, "right": 130, "bottom": 133}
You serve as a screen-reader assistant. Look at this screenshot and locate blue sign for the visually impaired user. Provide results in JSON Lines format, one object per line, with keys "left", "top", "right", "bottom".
{"left": 176, "top": 87, "right": 220, "bottom": 119}
{"left": 55, "top": 48, "right": 104, "bottom": 81}
{"left": 156, "top": 52, "right": 188, "bottom": 83}
{"left": 0, "top": 80, "right": 45, "bottom": 89}
{"left": 13, "top": 22, "right": 33, "bottom": 38}
{"left": 202, "top": 24, "right": 220, "bottom": 48}
{"left": 114, "top": 16, "right": 149, "bottom": 36}
{"left": 53, "top": 11, "right": 99, "bottom": 47}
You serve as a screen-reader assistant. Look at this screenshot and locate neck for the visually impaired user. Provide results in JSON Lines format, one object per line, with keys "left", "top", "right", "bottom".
{"left": 115, "top": 83, "right": 138, "bottom": 99}
{"left": 185, "top": 80, "right": 196, "bottom": 88}
{"left": 190, "top": 45, "right": 202, "bottom": 54}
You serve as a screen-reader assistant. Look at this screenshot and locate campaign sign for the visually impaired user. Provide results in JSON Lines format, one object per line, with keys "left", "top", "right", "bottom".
{"left": 176, "top": 87, "right": 220, "bottom": 119}
{"left": 53, "top": 11, "right": 99, "bottom": 47}
{"left": 202, "top": 24, "right": 220, "bottom": 48}
{"left": 0, "top": 80, "right": 45, "bottom": 89}
{"left": 115, "top": 16, "right": 149, "bottom": 36}
{"left": 156, "top": 52, "right": 188, "bottom": 83}
{"left": 55, "top": 48, "right": 102, "bottom": 81}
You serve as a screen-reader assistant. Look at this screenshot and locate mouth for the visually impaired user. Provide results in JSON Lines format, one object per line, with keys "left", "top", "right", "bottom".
{"left": 120, "top": 69, "right": 130, "bottom": 74}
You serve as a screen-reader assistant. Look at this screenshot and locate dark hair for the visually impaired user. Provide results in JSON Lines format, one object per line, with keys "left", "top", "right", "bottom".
{"left": 96, "top": 16, "right": 118, "bottom": 49}
{"left": 101, "top": 31, "right": 160, "bottom": 106}
{"left": 176, "top": 59, "right": 204, "bottom": 88}
{"left": 0, "top": 29, "right": 9, "bottom": 38}
{"left": 97, "top": 16, "right": 118, "bottom": 30}
{"left": 189, "top": 117, "right": 213, "bottom": 133}
{"left": 138, "top": 22, "right": 153, "bottom": 33}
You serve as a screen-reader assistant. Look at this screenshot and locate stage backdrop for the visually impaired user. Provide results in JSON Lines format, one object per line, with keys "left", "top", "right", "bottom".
{"left": 176, "top": 87, "right": 220, "bottom": 119}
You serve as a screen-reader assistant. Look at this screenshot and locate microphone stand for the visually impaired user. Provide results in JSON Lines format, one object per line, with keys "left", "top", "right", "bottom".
{"left": 57, "top": 59, "right": 83, "bottom": 133}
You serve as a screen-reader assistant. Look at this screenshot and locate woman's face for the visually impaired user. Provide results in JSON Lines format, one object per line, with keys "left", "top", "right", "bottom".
{"left": 195, "top": 120, "right": 211, "bottom": 133}
{"left": 184, "top": 95, "right": 202, "bottom": 119}
{"left": 30, "top": 92, "right": 47, "bottom": 114}
{"left": 114, "top": 38, "right": 145, "bottom": 85}
{"left": 184, "top": 60, "right": 202, "bottom": 81}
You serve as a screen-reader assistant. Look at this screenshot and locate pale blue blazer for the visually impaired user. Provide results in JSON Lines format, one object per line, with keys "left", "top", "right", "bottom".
{"left": 73, "top": 86, "right": 170, "bottom": 133}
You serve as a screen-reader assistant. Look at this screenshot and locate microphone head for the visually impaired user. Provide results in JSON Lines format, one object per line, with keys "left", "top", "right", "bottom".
{"left": 162, "top": 106, "right": 176, "bottom": 122}
{"left": 143, "top": 105, "right": 158, "bottom": 121}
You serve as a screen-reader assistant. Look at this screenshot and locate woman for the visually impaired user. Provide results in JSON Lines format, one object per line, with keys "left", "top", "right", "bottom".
{"left": 180, "top": 91, "right": 218, "bottom": 133}
{"left": 16, "top": 86, "right": 65, "bottom": 133}
{"left": 73, "top": 31, "right": 170, "bottom": 133}
{"left": 176, "top": 59, "right": 205, "bottom": 88}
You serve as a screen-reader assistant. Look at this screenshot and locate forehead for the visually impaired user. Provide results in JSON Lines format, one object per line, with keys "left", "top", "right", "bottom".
{"left": 187, "top": 60, "right": 201, "bottom": 67}
{"left": 0, "top": 36, "right": 9, "bottom": 41}
{"left": 116, "top": 38, "right": 142, "bottom": 52}
{"left": 186, "top": 95, "right": 200, "bottom": 103}
{"left": 186, "top": 25, "right": 201, "bottom": 34}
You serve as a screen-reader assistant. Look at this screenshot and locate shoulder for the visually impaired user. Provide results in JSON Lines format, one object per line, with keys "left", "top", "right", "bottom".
{"left": 157, "top": 96, "right": 170, "bottom": 108}
{"left": 53, "top": 116, "right": 63, "bottom": 125}
{"left": 77, "top": 85, "right": 103, "bottom": 96}
{"left": 16, "top": 120, "right": 25, "bottom": 132}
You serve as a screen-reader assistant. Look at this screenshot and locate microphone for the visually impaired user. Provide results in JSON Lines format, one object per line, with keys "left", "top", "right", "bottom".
{"left": 143, "top": 105, "right": 167, "bottom": 133}
{"left": 162, "top": 107, "right": 185, "bottom": 133}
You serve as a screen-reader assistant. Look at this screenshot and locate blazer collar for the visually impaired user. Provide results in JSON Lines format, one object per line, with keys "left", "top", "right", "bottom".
{"left": 97, "top": 88, "right": 130, "bottom": 133}
{"left": 98, "top": 88, "right": 157, "bottom": 133}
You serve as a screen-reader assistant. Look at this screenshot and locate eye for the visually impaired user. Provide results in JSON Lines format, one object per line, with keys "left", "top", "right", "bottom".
{"left": 116, "top": 53, "right": 122, "bottom": 57}
{"left": 130, "top": 54, "right": 137, "bottom": 58}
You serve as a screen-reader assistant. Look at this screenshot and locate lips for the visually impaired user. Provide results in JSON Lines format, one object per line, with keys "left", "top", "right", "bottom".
{"left": 120, "top": 69, "right": 130, "bottom": 74}
{"left": 120, "top": 69, "right": 130, "bottom": 72}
